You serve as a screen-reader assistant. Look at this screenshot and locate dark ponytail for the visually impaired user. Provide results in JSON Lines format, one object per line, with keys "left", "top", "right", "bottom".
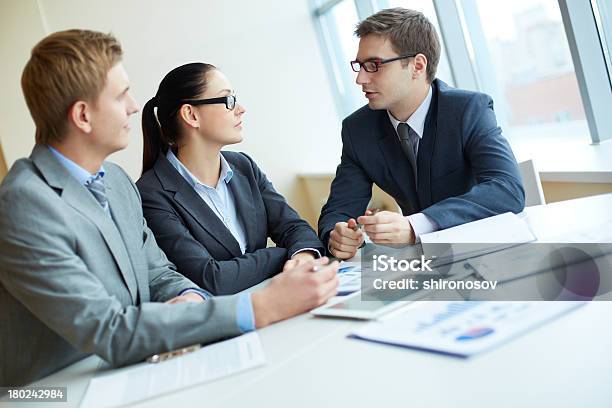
{"left": 141, "top": 62, "right": 217, "bottom": 175}
{"left": 141, "top": 96, "right": 163, "bottom": 174}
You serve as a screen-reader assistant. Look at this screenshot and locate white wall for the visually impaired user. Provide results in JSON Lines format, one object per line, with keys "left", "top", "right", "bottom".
{"left": 0, "top": 0, "right": 343, "bottom": 211}
{"left": 0, "top": 1, "right": 46, "bottom": 164}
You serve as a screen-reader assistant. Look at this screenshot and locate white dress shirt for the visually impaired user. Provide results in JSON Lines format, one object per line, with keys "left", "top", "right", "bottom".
{"left": 386, "top": 85, "right": 439, "bottom": 242}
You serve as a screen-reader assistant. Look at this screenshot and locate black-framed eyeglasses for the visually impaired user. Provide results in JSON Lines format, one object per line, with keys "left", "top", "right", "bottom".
{"left": 350, "top": 54, "right": 417, "bottom": 73}
{"left": 175, "top": 94, "right": 237, "bottom": 114}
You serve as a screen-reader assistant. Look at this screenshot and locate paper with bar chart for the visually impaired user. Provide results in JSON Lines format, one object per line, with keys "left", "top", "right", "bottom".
{"left": 351, "top": 301, "right": 584, "bottom": 357}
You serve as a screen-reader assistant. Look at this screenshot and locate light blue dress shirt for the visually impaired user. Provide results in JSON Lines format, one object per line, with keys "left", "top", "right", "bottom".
{"left": 48, "top": 146, "right": 106, "bottom": 192}
{"left": 47, "top": 145, "right": 255, "bottom": 332}
{"left": 166, "top": 150, "right": 248, "bottom": 253}
{"left": 166, "top": 149, "right": 320, "bottom": 259}
{"left": 48, "top": 146, "right": 111, "bottom": 217}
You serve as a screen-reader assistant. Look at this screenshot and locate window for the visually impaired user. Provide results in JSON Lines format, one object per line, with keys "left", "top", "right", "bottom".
{"left": 458, "top": 0, "right": 589, "bottom": 142}
{"left": 592, "top": 0, "right": 612, "bottom": 84}
{"left": 312, "top": 0, "right": 612, "bottom": 143}
{"left": 315, "top": 0, "right": 363, "bottom": 117}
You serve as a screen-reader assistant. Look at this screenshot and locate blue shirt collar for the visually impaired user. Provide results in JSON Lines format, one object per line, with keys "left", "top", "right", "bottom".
{"left": 166, "top": 149, "right": 233, "bottom": 189}
{"left": 47, "top": 145, "right": 105, "bottom": 186}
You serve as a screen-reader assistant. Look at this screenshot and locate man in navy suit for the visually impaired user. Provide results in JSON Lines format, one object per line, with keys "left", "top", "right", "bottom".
{"left": 318, "top": 8, "right": 525, "bottom": 259}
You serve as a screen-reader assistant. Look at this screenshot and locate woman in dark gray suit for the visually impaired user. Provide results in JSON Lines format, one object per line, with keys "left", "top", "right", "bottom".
{"left": 137, "top": 63, "right": 324, "bottom": 295}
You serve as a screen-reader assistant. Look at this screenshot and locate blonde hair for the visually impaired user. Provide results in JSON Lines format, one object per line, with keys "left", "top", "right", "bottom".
{"left": 21, "top": 29, "right": 123, "bottom": 144}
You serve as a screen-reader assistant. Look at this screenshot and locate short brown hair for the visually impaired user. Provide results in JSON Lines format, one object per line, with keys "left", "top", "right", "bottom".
{"left": 21, "top": 29, "right": 123, "bottom": 144}
{"left": 355, "top": 8, "right": 440, "bottom": 82}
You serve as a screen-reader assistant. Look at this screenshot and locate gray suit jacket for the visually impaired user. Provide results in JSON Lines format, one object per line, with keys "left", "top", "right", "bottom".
{"left": 0, "top": 145, "right": 243, "bottom": 387}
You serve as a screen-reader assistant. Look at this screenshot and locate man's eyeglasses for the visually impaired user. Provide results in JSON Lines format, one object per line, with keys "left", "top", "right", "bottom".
{"left": 175, "top": 94, "right": 237, "bottom": 113}
{"left": 350, "top": 54, "right": 417, "bottom": 73}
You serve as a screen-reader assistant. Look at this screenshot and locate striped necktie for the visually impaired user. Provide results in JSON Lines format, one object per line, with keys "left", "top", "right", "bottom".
{"left": 85, "top": 173, "right": 109, "bottom": 213}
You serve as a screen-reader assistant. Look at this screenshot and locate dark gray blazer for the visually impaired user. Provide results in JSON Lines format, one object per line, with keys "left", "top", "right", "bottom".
{"left": 136, "top": 151, "right": 324, "bottom": 295}
{"left": 0, "top": 145, "right": 243, "bottom": 387}
{"left": 318, "top": 79, "right": 525, "bottom": 248}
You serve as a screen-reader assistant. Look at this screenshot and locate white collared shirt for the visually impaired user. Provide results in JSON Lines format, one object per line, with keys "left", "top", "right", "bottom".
{"left": 385, "top": 86, "right": 438, "bottom": 242}
{"left": 387, "top": 84, "right": 433, "bottom": 152}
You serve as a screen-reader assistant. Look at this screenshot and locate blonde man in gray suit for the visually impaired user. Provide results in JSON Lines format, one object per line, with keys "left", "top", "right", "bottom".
{"left": 0, "top": 29, "right": 339, "bottom": 387}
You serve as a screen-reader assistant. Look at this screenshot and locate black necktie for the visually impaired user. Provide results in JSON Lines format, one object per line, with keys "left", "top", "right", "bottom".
{"left": 397, "top": 122, "right": 419, "bottom": 184}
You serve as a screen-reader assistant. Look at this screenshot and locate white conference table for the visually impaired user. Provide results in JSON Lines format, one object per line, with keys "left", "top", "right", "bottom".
{"left": 5, "top": 193, "right": 612, "bottom": 408}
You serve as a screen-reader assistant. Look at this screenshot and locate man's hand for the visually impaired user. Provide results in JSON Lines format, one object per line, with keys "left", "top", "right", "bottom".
{"left": 357, "top": 210, "right": 415, "bottom": 244}
{"left": 251, "top": 257, "right": 339, "bottom": 328}
{"left": 164, "top": 292, "right": 205, "bottom": 305}
{"left": 282, "top": 250, "right": 316, "bottom": 272}
{"left": 329, "top": 219, "right": 364, "bottom": 259}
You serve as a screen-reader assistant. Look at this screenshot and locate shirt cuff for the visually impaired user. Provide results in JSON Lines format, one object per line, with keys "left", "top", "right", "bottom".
{"left": 290, "top": 248, "right": 322, "bottom": 259}
{"left": 236, "top": 293, "right": 256, "bottom": 333}
{"left": 407, "top": 213, "right": 439, "bottom": 243}
{"left": 178, "top": 287, "right": 213, "bottom": 300}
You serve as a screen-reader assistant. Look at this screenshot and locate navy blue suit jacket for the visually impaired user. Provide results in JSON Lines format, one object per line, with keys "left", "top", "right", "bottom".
{"left": 318, "top": 79, "right": 525, "bottom": 247}
{"left": 137, "top": 151, "right": 324, "bottom": 295}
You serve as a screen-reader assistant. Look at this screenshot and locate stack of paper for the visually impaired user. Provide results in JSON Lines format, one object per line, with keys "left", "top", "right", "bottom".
{"left": 420, "top": 212, "right": 536, "bottom": 265}
{"left": 80, "top": 332, "right": 266, "bottom": 407}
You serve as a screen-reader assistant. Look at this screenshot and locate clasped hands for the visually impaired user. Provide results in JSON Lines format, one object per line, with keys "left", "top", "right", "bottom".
{"left": 329, "top": 209, "right": 416, "bottom": 259}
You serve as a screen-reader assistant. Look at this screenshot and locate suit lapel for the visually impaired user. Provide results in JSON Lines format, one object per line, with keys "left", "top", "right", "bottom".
{"left": 31, "top": 145, "right": 139, "bottom": 303}
{"left": 174, "top": 184, "right": 243, "bottom": 256}
{"left": 416, "top": 81, "right": 439, "bottom": 209}
{"left": 104, "top": 180, "right": 144, "bottom": 302}
{"left": 226, "top": 167, "right": 257, "bottom": 253}
{"left": 154, "top": 156, "right": 243, "bottom": 257}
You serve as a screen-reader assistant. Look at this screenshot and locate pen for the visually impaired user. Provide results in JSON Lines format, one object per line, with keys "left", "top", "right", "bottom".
{"left": 353, "top": 208, "right": 381, "bottom": 231}
{"left": 146, "top": 344, "right": 201, "bottom": 363}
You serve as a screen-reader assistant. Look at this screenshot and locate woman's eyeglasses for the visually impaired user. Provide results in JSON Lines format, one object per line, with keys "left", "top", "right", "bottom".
{"left": 171, "top": 95, "right": 237, "bottom": 115}
{"left": 180, "top": 94, "right": 236, "bottom": 110}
